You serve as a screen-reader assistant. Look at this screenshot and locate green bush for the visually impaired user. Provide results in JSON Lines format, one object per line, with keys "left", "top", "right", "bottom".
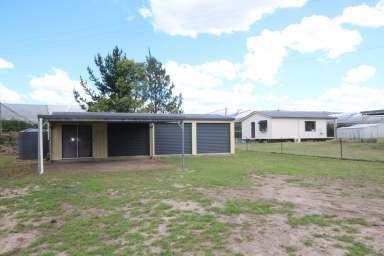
{"left": 1, "top": 120, "right": 35, "bottom": 132}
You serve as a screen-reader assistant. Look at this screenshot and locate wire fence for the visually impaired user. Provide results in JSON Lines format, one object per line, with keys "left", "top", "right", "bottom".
{"left": 236, "top": 139, "right": 384, "bottom": 162}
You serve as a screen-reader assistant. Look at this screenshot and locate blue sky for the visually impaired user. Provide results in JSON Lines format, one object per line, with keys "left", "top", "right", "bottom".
{"left": 0, "top": 0, "right": 383, "bottom": 113}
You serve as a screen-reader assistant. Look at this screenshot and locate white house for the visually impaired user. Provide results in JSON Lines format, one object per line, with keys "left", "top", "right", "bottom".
{"left": 239, "top": 110, "right": 336, "bottom": 142}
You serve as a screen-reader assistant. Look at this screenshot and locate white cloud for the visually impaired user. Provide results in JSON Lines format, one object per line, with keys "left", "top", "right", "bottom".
{"left": 165, "top": 61, "right": 257, "bottom": 113}
{"left": 140, "top": 0, "right": 307, "bottom": 37}
{"left": 29, "top": 68, "right": 82, "bottom": 104}
{"left": 139, "top": 7, "right": 152, "bottom": 18}
{"left": 337, "top": 1, "right": 384, "bottom": 27}
{"left": 270, "top": 66, "right": 383, "bottom": 112}
{"left": 286, "top": 84, "right": 384, "bottom": 112}
{"left": 343, "top": 65, "right": 376, "bottom": 84}
{"left": 242, "top": 30, "right": 287, "bottom": 84}
{"left": 0, "top": 83, "right": 23, "bottom": 103}
{"left": 0, "top": 58, "right": 15, "bottom": 69}
{"left": 242, "top": 15, "right": 362, "bottom": 84}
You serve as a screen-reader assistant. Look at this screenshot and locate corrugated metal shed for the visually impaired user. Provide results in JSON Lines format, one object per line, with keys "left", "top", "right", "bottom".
{"left": 337, "top": 123, "right": 384, "bottom": 140}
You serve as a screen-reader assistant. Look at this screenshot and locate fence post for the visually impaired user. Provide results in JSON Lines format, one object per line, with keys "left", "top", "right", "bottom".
{"left": 339, "top": 138, "right": 343, "bottom": 159}
{"left": 280, "top": 138, "right": 283, "bottom": 153}
{"left": 246, "top": 137, "right": 249, "bottom": 151}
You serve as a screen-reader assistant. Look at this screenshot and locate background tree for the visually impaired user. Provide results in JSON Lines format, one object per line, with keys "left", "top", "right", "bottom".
{"left": 74, "top": 46, "right": 146, "bottom": 112}
{"left": 144, "top": 51, "right": 183, "bottom": 113}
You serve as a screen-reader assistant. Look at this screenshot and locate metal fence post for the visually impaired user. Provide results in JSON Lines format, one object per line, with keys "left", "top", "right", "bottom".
{"left": 339, "top": 138, "right": 343, "bottom": 159}
{"left": 280, "top": 139, "right": 283, "bottom": 153}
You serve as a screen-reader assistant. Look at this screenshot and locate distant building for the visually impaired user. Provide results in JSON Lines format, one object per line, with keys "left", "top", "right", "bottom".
{"left": 361, "top": 109, "right": 384, "bottom": 116}
{"left": 239, "top": 110, "right": 336, "bottom": 142}
{"left": 0, "top": 103, "right": 84, "bottom": 123}
{"left": 337, "top": 123, "right": 384, "bottom": 140}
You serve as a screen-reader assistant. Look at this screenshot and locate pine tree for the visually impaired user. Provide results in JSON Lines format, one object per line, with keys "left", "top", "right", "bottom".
{"left": 144, "top": 50, "right": 183, "bottom": 113}
{"left": 74, "top": 46, "right": 146, "bottom": 112}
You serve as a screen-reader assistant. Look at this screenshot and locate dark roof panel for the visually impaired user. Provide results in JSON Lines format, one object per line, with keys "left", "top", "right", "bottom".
{"left": 39, "top": 112, "right": 234, "bottom": 122}
{"left": 361, "top": 109, "right": 384, "bottom": 116}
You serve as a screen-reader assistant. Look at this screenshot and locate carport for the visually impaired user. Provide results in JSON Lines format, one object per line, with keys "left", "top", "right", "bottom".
{"left": 37, "top": 112, "right": 235, "bottom": 175}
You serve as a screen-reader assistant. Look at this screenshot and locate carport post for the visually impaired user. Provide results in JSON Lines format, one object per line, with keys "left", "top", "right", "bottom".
{"left": 178, "top": 120, "right": 185, "bottom": 170}
{"left": 37, "top": 117, "right": 44, "bottom": 175}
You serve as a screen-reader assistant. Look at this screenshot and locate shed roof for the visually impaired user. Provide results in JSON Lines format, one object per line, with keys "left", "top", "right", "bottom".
{"left": 239, "top": 110, "right": 336, "bottom": 121}
{"left": 361, "top": 109, "right": 384, "bottom": 116}
{"left": 338, "top": 123, "right": 384, "bottom": 130}
{"left": 39, "top": 112, "right": 234, "bottom": 122}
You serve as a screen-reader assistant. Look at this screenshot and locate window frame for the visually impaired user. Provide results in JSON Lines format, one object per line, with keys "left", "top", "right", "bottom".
{"left": 258, "top": 120, "right": 268, "bottom": 133}
{"left": 305, "top": 121, "right": 316, "bottom": 132}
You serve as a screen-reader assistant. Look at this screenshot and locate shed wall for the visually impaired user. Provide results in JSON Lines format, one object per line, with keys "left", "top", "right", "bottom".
{"left": 337, "top": 124, "right": 384, "bottom": 139}
{"left": 93, "top": 123, "right": 107, "bottom": 158}
{"left": 51, "top": 124, "right": 62, "bottom": 160}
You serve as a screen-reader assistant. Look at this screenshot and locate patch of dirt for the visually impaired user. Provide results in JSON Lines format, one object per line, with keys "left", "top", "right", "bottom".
{"left": 200, "top": 174, "right": 384, "bottom": 255}
{"left": 107, "top": 188, "right": 122, "bottom": 198}
{"left": 0, "top": 230, "right": 39, "bottom": 255}
{"left": 46, "top": 158, "right": 174, "bottom": 172}
{"left": 61, "top": 203, "right": 109, "bottom": 218}
{"left": 0, "top": 144, "right": 17, "bottom": 155}
{"left": 173, "top": 183, "right": 192, "bottom": 189}
{"left": 162, "top": 200, "right": 206, "bottom": 214}
{"left": 0, "top": 185, "right": 39, "bottom": 199}
{"left": 0, "top": 214, "right": 18, "bottom": 232}
{"left": 63, "top": 183, "right": 80, "bottom": 190}
{"left": 227, "top": 214, "right": 346, "bottom": 256}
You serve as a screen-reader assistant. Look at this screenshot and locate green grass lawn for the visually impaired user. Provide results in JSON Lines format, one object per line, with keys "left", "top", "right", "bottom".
{"left": 0, "top": 151, "right": 383, "bottom": 255}
{"left": 237, "top": 140, "right": 384, "bottom": 161}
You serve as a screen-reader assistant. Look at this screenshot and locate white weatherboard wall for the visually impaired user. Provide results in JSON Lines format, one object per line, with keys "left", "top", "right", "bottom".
{"left": 241, "top": 113, "right": 329, "bottom": 140}
{"left": 271, "top": 119, "right": 328, "bottom": 139}
{"left": 241, "top": 113, "right": 272, "bottom": 139}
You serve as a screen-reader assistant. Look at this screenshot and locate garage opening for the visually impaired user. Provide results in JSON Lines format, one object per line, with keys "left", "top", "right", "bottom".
{"left": 62, "top": 124, "right": 93, "bottom": 159}
{"left": 155, "top": 123, "right": 192, "bottom": 155}
{"left": 107, "top": 123, "right": 149, "bottom": 157}
{"left": 197, "top": 123, "right": 230, "bottom": 153}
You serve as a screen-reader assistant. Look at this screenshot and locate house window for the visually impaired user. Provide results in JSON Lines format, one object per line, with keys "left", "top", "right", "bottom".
{"left": 305, "top": 121, "right": 316, "bottom": 132}
{"left": 259, "top": 120, "right": 267, "bottom": 132}
{"left": 251, "top": 122, "right": 255, "bottom": 138}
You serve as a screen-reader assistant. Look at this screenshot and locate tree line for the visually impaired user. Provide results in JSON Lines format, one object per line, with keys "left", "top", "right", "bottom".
{"left": 74, "top": 46, "right": 183, "bottom": 113}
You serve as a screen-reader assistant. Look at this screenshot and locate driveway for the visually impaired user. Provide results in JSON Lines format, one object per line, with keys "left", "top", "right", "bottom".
{"left": 45, "top": 158, "right": 174, "bottom": 172}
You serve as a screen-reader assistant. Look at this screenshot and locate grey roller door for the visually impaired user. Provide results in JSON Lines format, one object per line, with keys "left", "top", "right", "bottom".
{"left": 108, "top": 123, "right": 149, "bottom": 156}
{"left": 155, "top": 123, "right": 192, "bottom": 155}
{"left": 197, "top": 123, "right": 230, "bottom": 153}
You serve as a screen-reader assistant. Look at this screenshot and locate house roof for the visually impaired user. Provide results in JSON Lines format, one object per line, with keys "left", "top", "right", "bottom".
{"left": 239, "top": 110, "right": 337, "bottom": 121}
{"left": 39, "top": 112, "right": 234, "bottom": 122}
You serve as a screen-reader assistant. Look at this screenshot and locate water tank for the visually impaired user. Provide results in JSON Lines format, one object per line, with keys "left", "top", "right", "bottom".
{"left": 18, "top": 129, "right": 48, "bottom": 160}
